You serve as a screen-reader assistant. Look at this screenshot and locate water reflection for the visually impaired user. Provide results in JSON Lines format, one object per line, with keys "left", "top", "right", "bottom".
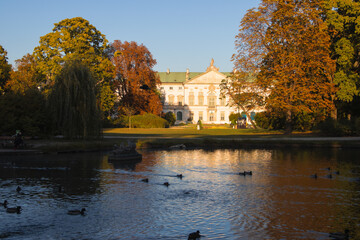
{"left": 0, "top": 149, "right": 360, "bottom": 239}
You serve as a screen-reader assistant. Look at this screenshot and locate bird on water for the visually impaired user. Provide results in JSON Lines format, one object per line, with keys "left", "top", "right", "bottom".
{"left": 188, "top": 230, "right": 201, "bottom": 240}
{"left": 67, "top": 208, "right": 86, "bottom": 215}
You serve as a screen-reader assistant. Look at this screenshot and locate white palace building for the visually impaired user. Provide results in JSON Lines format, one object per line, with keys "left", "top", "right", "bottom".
{"left": 158, "top": 59, "right": 261, "bottom": 125}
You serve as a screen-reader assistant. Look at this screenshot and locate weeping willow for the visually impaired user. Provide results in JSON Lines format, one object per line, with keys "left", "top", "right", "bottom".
{"left": 49, "top": 61, "right": 101, "bottom": 139}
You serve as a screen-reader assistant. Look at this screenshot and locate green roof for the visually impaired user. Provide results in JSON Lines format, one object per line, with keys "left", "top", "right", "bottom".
{"left": 158, "top": 72, "right": 231, "bottom": 83}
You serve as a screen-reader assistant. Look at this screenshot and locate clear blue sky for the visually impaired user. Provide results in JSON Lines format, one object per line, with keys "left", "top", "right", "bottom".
{"left": 0, "top": 0, "right": 260, "bottom": 72}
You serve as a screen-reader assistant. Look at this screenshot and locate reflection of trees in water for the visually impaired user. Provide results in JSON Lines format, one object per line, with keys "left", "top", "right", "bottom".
{"left": 0, "top": 153, "right": 105, "bottom": 196}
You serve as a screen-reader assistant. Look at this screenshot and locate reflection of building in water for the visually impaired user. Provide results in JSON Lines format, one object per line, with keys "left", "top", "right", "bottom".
{"left": 155, "top": 149, "right": 272, "bottom": 171}
{"left": 158, "top": 59, "right": 264, "bottom": 125}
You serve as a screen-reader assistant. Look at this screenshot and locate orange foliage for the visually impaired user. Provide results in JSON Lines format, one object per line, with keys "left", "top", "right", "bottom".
{"left": 111, "top": 40, "right": 162, "bottom": 115}
{"left": 6, "top": 54, "right": 45, "bottom": 94}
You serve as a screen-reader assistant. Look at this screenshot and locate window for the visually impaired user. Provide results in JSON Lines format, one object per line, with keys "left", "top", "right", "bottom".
{"left": 209, "top": 112, "right": 215, "bottom": 121}
{"left": 199, "top": 111, "right": 203, "bottom": 121}
{"left": 169, "top": 87, "right": 173, "bottom": 90}
{"left": 168, "top": 95, "right": 174, "bottom": 105}
{"left": 221, "top": 111, "right": 225, "bottom": 121}
{"left": 189, "top": 93, "right": 194, "bottom": 105}
{"left": 160, "top": 87, "right": 164, "bottom": 90}
{"left": 177, "top": 111, "right": 183, "bottom": 121}
{"left": 220, "top": 97, "right": 226, "bottom": 106}
{"left": 198, "top": 92, "right": 204, "bottom": 105}
{"left": 179, "top": 87, "right": 182, "bottom": 90}
{"left": 177, "top": 95, "right": 183, "bottom": 106}
{"left": 208, "top": 96, "right": 216, "bottom": 107}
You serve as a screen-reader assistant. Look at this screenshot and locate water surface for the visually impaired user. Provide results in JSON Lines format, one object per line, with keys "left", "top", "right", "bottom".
{"left": 0, "top": 148, "right": 359, "bottom": 239}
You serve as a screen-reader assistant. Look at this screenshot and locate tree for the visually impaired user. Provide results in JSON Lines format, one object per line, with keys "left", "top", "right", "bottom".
{"left": 323, "top": 0, "right": 360, "bottom": 117}
{"left": 0, "top": 45, "right": 12, "bottom": 94}
{"left": 234, "top": 0, "right": 336, "bottom": 133}
{"left": 99, "top": 82, "right": 116, "bottom": 120}
{"left": 6, "top": 54, "right": 45, "bottom": 94}
{"left": 33, "top": 17, "right": 113, "bottom": 88}
{"left": 110, "top": 40, "right": 162, "bottom": 116}
{"left": 0, "top": 89, "right": 48, "bottom": 136}
{"left": 220, "top": 72, "right": 264, "bottom": 129}
{"left": 164, "top": 111, "right": 176, "bottom": 126}
{"left": 48, "top": 61, "right": 101, "bottom": 139}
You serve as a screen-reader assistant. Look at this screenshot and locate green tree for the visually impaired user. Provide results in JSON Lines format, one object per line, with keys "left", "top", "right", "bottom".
{"left": 0, "top": 89, "right": 48, "bottom": 136}
{"left": 48, "top": 61, "right": 101, "bottom": 139}
{"left": 99, "top": 82, "right": 116, "bottom": 120}
{"left": 0, "top": 45, "right": 12, "bottom": 94}
{"left": 323, "top": 0, "right": 360, "bottom": 118}
{"left": 33, "top": 17, "right": 113, "bottom": 89}
{"left": 164, "top": 111, "right": 176, "bottom": 126}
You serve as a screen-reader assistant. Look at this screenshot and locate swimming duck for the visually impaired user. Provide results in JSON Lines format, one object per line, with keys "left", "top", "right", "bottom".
{"left": 326, "top": 174, "right": 333, "bottom": 179}
{"left": 310, "top": 173, "right": 318, "bottom": 179}
{"left": 188, "top": 230, "right": 201, "bottom": 240}
{"left": 16, "top": 186, "right": 21, "bottom": 193}
{"left": 176, "top": 174, "right": 183, "bottom": 179}
{"left": 238, "top": 172, "right": 246, "bottom": 176}
{"left": 67, "top": 208, "right": 86, "bottom": 215}
{"left": 244, "top": 171, "right": 253, "bottom": 175}
{"left": 163, "top": 182, "right": 170, "bottom": 187}
{"left": 333, "top": 170, "right": 340, "bottom": 175}
{"left": 6, "top": 206, "right": 21, "bottom": 214}
{"left": 329, "top": 229, "right": 349, "bottom": 240}
{"left": 0, "top": 200, "right": 8, "bottom": 208}
{"left": 141, "top": 178, "right": 149, "bottom": 183}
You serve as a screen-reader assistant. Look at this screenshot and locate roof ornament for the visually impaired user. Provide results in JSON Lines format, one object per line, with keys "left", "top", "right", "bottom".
{"left": 206, "top": 58, "right": 219, "bottom": 72}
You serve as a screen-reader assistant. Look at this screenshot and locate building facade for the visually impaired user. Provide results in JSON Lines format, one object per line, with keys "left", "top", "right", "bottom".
{"left": 158, "top": 59, "right": 262, "bottom": 125}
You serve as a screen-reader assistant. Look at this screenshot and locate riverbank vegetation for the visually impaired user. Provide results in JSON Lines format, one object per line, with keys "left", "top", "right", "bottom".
{"left": 1, "top": 0, "right": 360, "bottom": 139}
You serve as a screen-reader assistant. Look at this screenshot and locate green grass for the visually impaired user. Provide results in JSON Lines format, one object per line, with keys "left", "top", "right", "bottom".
{"left": 103, "top": 126, "right": 313, "bottom": 139}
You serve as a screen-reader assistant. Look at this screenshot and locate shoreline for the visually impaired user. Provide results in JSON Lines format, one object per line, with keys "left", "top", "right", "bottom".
{"left": 1, "top": 135, "right": 360, "bottom": 156}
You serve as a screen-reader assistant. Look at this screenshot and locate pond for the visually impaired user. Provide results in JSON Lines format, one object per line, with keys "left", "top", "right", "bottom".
{"left": 0, "top": 148, "right": 360, "bottom": 239}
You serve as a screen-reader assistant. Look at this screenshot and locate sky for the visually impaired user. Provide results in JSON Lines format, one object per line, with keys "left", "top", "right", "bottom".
{"left": 0, "top": 0, "right": 261, "bottom": 72}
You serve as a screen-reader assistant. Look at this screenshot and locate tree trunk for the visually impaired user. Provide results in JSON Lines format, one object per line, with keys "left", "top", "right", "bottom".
{"left": 285, "top": 110, "right": 292, "bottom": 134}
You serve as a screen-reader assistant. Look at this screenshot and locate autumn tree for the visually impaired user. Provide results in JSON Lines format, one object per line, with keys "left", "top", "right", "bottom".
{"left": 6, "top": 54, "right": 45, "bottom": 94}
{"left": 0, "top": 45, "right": 12, "bottom": 94}
{"left": 323, "top": 0, "right": 360, "bottom": 118}
{"left": 48, "top": 61, "right": 100, "bottom": 139}
{"left": 234, "top": 0, "right": 336, "bottom": 133}
{"left": 111, "top": 40, "right": 162, "bottom": 116}
{"left": 220, "top": 72, "right": 264, "bottom": 128}
{"left": 33, "top": 17, "right": 113, "bottom": 88}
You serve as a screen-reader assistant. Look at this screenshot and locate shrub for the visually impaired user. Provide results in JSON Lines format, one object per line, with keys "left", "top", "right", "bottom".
{"left": 131, "top": 113, "right": 169, "bottom": 128}
{"left": 163, "top": 111, "right": 176, "bottom": 126}
{"left": 316, "top": 118, "right": 352, "bottom": 136}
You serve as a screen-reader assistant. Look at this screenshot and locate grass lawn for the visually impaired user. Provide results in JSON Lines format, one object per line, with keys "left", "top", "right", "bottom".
{"left": 103, "top": 126, "right": 313, "bottom": 139}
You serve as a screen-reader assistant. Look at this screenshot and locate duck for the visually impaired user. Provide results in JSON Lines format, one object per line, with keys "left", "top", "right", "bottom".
{"left": 188, "top": 230, "right": 201, "bottom": 240}
{"left": 16, "top": 186, "right": 21, "bottom": 193}
{"left": 326, "top": 174, "right": 333, "bottom": 179}
{"left": 244, "top": 171, "right": 253, "bottom": 175}
{"left": 176, "top": 174, "right": 183, "bottom": 179}
{"left": 6, "top": 206, "right": 21, "bottom": 214}
{"left": 329, "top": 229, "right": 349, "bottom": 240}
{"left": 310, "top": 173, "right": 318, "bottom": 179}
{"left": 163, "top": 182, "right": 170, "bottom": 187}
{"left": 67, "top": 208, "right": 86, "bottom": 215}
{"left": 238, "top": 172, "right": 246, "bottom": 176}
{"left": 141, "top": 178, "right": 149, "bottom": 183}
{"left": 333, "top": 170, "right": 340, "bottom": 175}
{"left": 0, "top": 200, "right": 8, "bottom": 208}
